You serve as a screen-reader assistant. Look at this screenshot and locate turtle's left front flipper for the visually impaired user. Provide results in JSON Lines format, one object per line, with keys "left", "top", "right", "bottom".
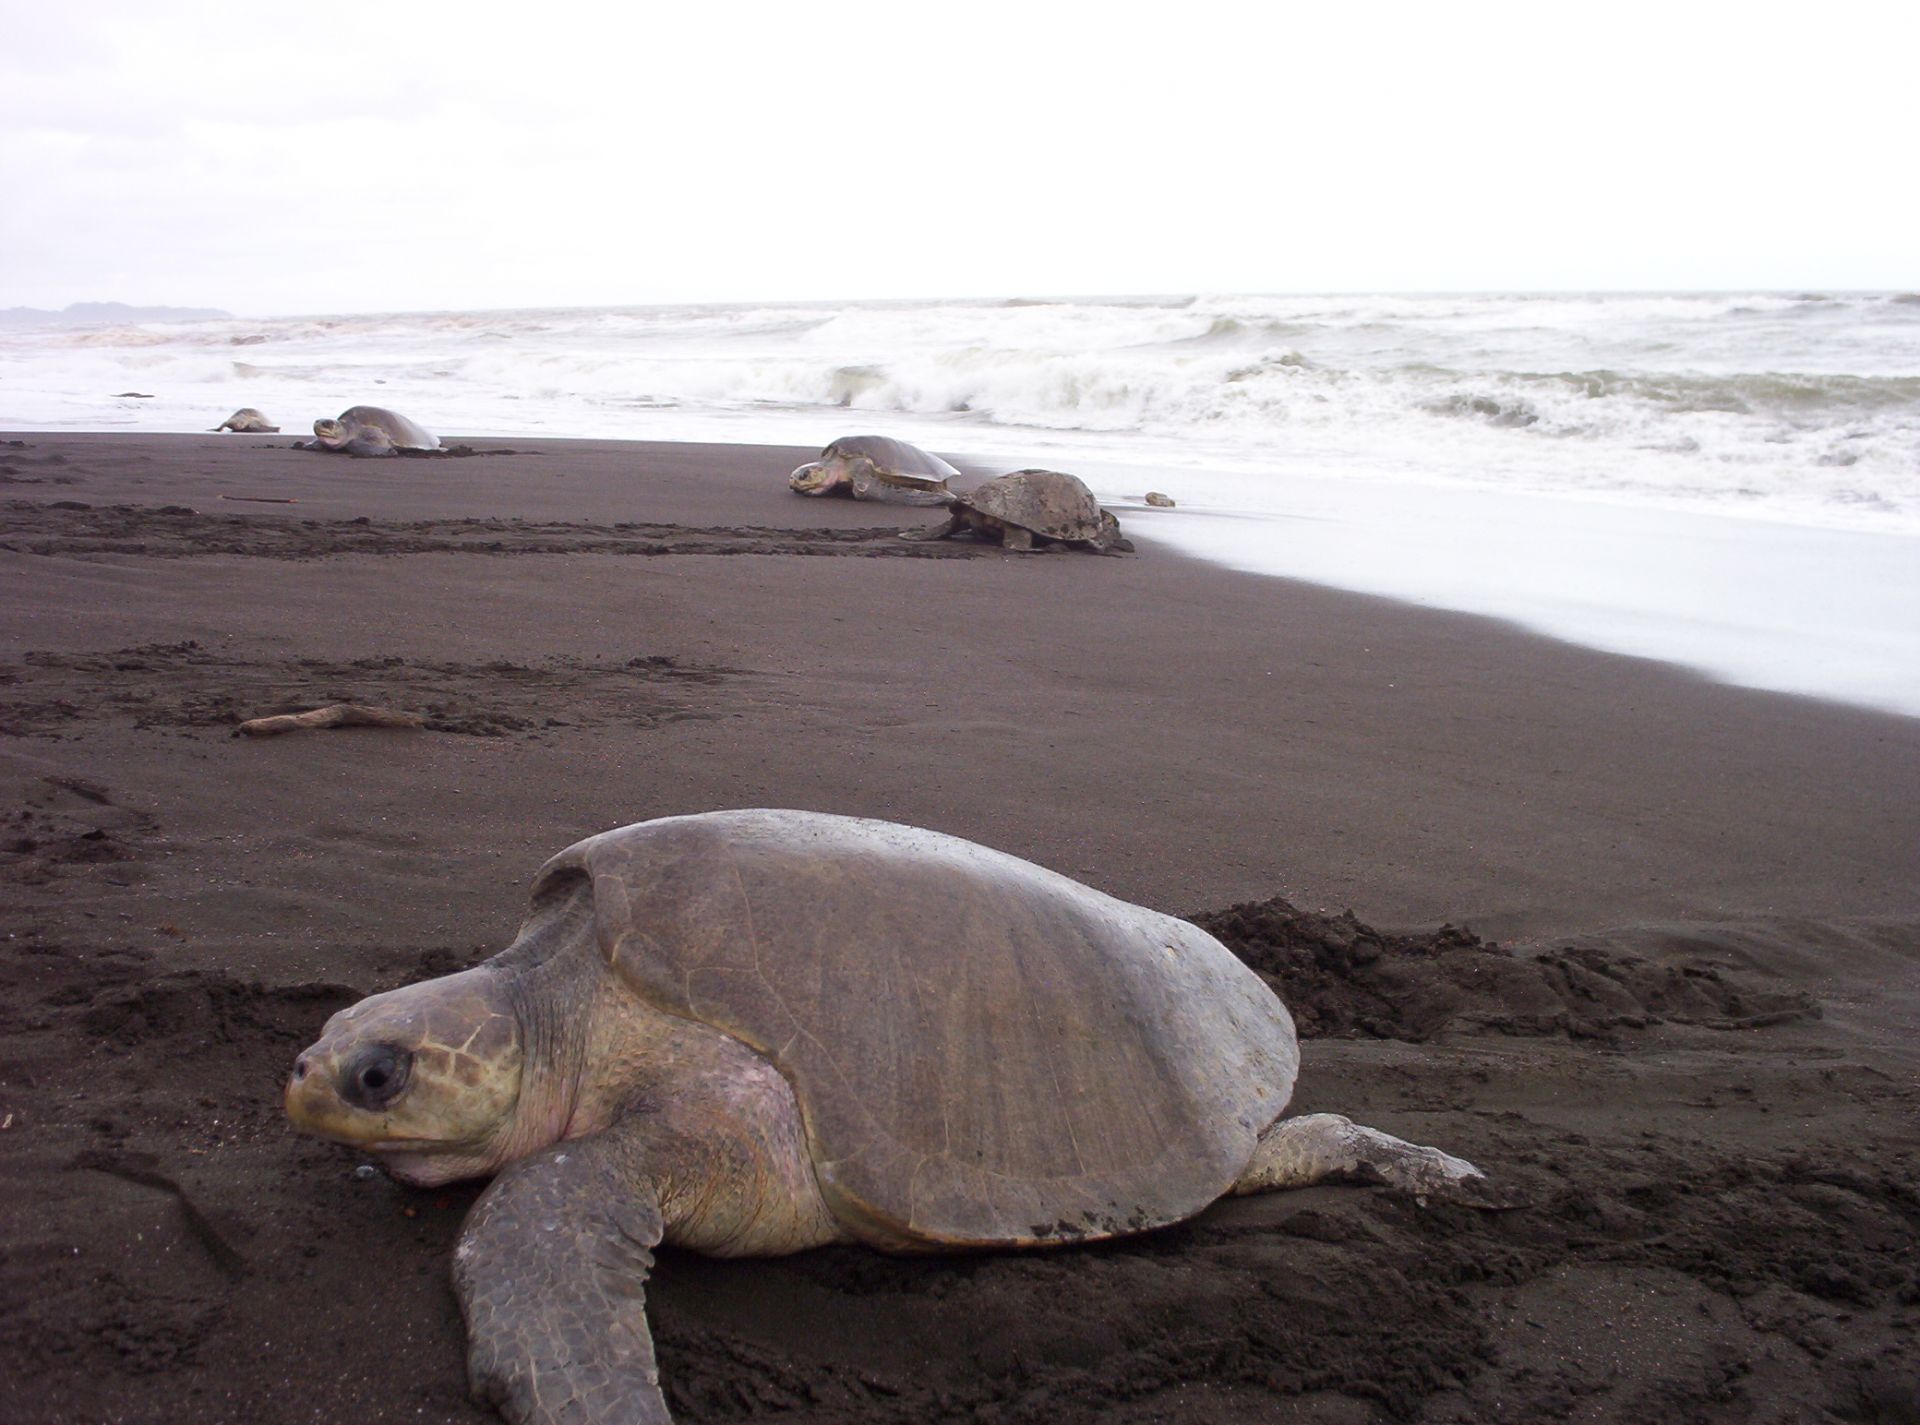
{"left": 454, "top": 1129, "right": 669, "bottom": 1425}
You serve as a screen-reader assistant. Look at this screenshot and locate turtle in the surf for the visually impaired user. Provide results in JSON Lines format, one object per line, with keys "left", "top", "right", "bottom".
{"left": 286, "top": 809, "right": 1488, "bottom": 1425}
{"left": 211, "top": 407, "right": 279, "bottom": 433}
{"left": 787, "top": 434, "right": 955, "bottom": 505}
{"left": 296, "top": 405, "right": 440, "bottom": 456}
{"left": 886, "top": 466, "right": 1134, "bottom": 553}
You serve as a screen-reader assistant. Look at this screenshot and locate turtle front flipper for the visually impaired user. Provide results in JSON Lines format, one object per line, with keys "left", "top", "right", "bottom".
{"left": 455, "top": 1131, "right": 669, "bottom": 1425}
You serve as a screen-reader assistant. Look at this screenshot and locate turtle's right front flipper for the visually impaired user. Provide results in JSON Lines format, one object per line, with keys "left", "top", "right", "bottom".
{"left": 455, "top": 1132, "right": 669, "bottom": 1425}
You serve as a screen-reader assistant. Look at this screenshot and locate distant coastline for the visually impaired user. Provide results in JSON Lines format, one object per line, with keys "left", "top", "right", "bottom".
{"left": 0, "top": 301, "right": 230, "bottom": 330}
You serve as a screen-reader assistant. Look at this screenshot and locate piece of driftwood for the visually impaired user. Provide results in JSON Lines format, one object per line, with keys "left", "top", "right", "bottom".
{"left": 235, "top": 704, "right": 426, "bottom": 737}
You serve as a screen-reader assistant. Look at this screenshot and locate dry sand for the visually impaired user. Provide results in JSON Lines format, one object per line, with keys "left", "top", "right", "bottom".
{"left": 2, "top": 432, "right": 1916, "bottom": 1423}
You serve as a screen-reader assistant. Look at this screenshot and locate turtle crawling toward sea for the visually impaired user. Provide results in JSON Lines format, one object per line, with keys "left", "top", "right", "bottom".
{"left": 295, "top": 405, "right": 440, "bottom": 456}
{"left": 211, "top": 407, "right": 279, "bottom": 433}
{"left": 787, "top": 434, "right": 956, "bottom": 504}
{"left": 287, "top": 809, "right": 1487, "bottom": 1425}
{"left": 887, "top": 466, "right": 1133, "bottom": 553}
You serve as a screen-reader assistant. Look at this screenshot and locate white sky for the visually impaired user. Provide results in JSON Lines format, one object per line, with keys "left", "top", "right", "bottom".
{"left": 3, "top": 1, "right": 1915, "bottom": 316}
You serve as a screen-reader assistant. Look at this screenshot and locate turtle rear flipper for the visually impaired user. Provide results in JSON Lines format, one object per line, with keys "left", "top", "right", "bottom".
{"left": 456, "top": 1131, "right": 669, "bottom": 1425}
{"left": 1231, "top": 1112, "right": 1498, "bottom": 1207}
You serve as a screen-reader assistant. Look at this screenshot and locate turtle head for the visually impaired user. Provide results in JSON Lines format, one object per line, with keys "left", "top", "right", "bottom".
{"left": 788, "top": 457, "right": 847, "bottom": 496}
{"left": 310, "top": 417, "right": 348, "bottom": 449}
{"left": 286, "top": 967, "right": 526, "bottom": 1186}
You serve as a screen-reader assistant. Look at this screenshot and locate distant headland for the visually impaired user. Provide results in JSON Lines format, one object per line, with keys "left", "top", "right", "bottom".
{"left": 0, "top": 301, "right": 232, "bottom": 329}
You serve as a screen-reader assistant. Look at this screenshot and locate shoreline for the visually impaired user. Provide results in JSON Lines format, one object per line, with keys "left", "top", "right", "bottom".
{"left": 3, "top": 431, "right": 1917, "bottom": 1424}
{"left": 14, "top": 424, "right": 1920, "bottom": 722}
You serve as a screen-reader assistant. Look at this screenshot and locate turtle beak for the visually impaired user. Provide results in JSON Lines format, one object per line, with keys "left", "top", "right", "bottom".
{"left": 286, "top": 1039, "right": 413, "bottom": 1141}
{"left": 285, "top": 1045, "right": 342, "bottom": 1135}
{"left": 286, "top": 1042, "right": 352, "bottom": 1138}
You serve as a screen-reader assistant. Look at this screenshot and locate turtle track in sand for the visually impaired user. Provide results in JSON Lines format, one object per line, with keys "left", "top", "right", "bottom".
{"left": 1, "top": 774, "right": 161, "bottom": 890}
{"left": 0, "top": 443, "right": 80, "bottom": 487}
{"left": 0, "top": 641, "right": 737, "bottom": 740}
{"left": 1, "top": 499, "right": 992, "bottom": 561}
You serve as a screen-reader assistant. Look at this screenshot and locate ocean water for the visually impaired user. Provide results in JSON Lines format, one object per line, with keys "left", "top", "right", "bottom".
{"left": 4, "top": 292, "right": 1918, "bottom": 716}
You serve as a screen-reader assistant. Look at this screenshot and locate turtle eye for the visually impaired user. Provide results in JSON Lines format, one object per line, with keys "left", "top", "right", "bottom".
{"left": 342, "top": 1044, "right": 413, "bottom": 1111}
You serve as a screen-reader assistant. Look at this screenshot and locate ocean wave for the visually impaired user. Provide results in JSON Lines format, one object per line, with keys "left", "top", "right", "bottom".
{"left": 1522, "top": 368, "right": 1920, "bottom": 416}
{"left": 1162, "top": 316, "right": 1312, "bottom": 348}
{"left": 1423, "top": 394, "right": 1541, "bottom": 428}
{"left": 49, "top": 326, "right": 180, "bottom": 348}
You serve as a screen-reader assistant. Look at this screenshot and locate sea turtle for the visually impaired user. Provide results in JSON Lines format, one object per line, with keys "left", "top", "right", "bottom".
{"left": 787, "top": 434, "right": 956, "bottom": 504}
{"left": 211, "top": 407, "right": 279, "bottom": 433}
{"left": 296, "top": 405, "right": 440, "bottom": 456}
{"left": 287, "top": 809, "right": 1486, "bottom": 1425}
{"left": 886, "top": 467, "right": 1133, "bottom": 553}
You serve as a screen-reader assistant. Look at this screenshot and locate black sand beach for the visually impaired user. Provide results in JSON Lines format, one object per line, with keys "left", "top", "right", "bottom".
{"left": 2, "top": 432, "right": 1916, "bottom": 1423}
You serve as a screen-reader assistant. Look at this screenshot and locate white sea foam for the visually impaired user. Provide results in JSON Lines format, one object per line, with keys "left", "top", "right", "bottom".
{"left": 1083, "top": 458, "right": 1920, "bottom": 720}
{"left": 3, "top": 292, "right": 1917, "bottom": 715}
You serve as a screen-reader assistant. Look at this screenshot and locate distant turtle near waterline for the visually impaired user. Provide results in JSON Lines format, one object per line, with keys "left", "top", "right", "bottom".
{"left": 1145, "top": 490, "right": 1176, "bottom": 507}
{"left": 295, "top": 405, "right": 440, "bottom": 456}
{"left": 286, "top": 809, "right": 1488, "bottom": 1425}
{"left": 787, "top": 434, "right": 956, "bottom": 504}
{"left": 211, "top": 408, "right": 279, "bottom": 433}
{"left": 885, "top": 466, "right": 1134, "bottom": 553}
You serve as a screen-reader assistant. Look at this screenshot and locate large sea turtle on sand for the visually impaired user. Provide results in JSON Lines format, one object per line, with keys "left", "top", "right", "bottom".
{"left": 787, "top": 434, "right": 956, "bottom": 504}
{"left": 211, "top": 407, "right": 279, "bottom": 433}
{"left": 287, "top": 809, "right": 1485, "bottom": 1425}
{"left": 886, "top": 466, "right": 1134, "bottom": 553}
{"left": 295, "top": 404, "right": 440, "bottom": 456}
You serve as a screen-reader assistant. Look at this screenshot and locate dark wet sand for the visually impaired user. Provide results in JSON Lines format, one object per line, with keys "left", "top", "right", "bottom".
{"left": 2, "top": 432, "right": 1916, "bottom": 1423}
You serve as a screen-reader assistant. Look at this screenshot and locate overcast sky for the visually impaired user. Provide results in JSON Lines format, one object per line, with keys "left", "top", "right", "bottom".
{"left": 4, "top": 2, "right": 1914, "bottom": 317}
